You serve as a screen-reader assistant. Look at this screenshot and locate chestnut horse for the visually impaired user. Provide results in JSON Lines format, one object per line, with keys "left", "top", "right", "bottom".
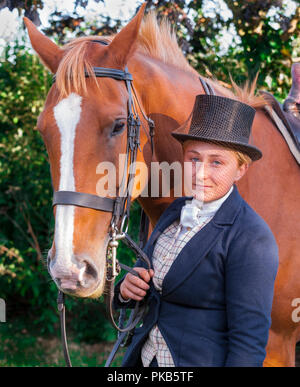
{"left": 24, "top": 3, "right": 300, "bottom": 366}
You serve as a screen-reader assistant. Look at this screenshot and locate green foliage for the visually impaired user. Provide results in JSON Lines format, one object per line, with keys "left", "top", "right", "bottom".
{"left": 0, "top": 38, "right": 59, "bottom": 333}
{"left": 143, "top": 1, "right": 299, "bottom": 99}
{"left": 187, "top": 0, "right": 299, "bottom": 99}
{"left": 0, "top": 316, "right": 125, "bottom": 366}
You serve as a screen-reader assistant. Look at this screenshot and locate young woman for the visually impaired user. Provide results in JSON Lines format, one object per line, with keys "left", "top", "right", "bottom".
{"left": 114, "top": 95, "right": 279, "bottom": 367}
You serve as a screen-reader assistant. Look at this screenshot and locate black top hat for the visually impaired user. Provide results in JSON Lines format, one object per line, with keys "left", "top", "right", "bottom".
{"left": 171, "top": 94, "right": 262, "bottom": 161}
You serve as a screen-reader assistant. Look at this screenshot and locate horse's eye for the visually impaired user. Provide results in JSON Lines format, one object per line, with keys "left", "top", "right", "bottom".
{"left": 112, "top": 121, "right": 126, "bottom": 136}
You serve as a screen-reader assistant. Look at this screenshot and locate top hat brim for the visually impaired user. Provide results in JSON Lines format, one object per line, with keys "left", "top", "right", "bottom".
{"left": 171, "top": 132, "right": 262, "bottom": 161}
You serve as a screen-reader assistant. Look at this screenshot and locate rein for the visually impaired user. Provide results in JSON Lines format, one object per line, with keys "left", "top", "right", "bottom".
{"left": 52, "top": 40, "right": 154, "bottom": 367}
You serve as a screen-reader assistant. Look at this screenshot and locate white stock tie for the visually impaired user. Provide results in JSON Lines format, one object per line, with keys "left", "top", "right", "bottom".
{"left": 179, "top": 186, "right": 234, "bottom": 229}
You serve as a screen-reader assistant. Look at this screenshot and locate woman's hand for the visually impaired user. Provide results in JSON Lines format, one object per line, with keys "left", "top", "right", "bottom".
{"left": 120, "top": 267, "right": 154, "bottom": 301}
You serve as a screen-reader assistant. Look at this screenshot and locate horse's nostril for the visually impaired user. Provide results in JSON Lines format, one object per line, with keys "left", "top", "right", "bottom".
{"left": 80, "top": 260, "right": 98, "bottom": 288}
{"left": 85, "top": 261, "right": 97, "bottom": 278}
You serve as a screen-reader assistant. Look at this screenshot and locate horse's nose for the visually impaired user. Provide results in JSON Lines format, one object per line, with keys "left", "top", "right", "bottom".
{"left": 49, "top": 254, "right": 99, "bottom": 292}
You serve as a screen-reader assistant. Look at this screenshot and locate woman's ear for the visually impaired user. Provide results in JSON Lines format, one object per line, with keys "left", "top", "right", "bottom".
{"left": 234, "top": 163, "right": 249, "bottom": 182}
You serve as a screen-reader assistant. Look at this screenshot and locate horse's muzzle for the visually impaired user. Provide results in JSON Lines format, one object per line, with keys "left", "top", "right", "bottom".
{"left": 48, "top": 253, "right": 100, "bottom": 297}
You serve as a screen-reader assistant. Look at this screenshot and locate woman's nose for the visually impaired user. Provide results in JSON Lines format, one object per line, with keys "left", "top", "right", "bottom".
{"left": 194, "top": 161, "right": 208, "bottom": 180}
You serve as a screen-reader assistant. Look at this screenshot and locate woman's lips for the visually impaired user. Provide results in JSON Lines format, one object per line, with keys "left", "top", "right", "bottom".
{"left": 193, "top": 184, "right": 212, "bottom": 188}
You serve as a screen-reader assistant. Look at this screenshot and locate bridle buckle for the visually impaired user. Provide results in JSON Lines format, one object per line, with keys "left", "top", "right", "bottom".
{"left": 107, "top": 225, "right": 126, "bottom": 279}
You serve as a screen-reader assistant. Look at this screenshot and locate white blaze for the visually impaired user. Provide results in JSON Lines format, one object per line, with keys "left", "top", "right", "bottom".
{"left": 53, "top": 93, "right": 82, "bottom": 274}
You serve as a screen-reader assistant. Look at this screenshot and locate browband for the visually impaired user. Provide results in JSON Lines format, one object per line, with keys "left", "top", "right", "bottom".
{"left": 52, "top": 39, "right": 132, "bottom": 83}
{"left": 52, "top": 67, "right": 133, "bottom": 83}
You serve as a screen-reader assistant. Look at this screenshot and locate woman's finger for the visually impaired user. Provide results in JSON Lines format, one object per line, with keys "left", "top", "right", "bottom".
{"left": 125, "top": 282, "right": 147, "bottom": 298}
{"left": 127, "top": 274, "right": 150, "bottom": 290}
{"left": 132, "top": 267, "right": 153, "bottom": 283}
{"left": 121, "top": 285, "right": 145, "bottom": 301}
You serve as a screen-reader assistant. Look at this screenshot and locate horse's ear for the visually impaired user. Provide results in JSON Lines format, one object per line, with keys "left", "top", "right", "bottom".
{"left": 23, "top": 17, "right": 64, "bottom": 74}
{"left": 108, "top": 2, "right": 147, "bottom": 67}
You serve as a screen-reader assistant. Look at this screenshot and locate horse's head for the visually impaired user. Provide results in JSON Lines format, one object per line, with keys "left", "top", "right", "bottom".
{"left": 24, "top": 3, "right": 148, "bottom": 298}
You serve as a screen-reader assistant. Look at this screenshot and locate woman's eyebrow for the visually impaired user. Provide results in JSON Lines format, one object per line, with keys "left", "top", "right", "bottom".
{"left": 208, "top": 154, "right": 225, "bottom": 158}
{"left": 186, "top": 150, "right": 203, "bottom": 155}
{"left": 186, "top": 150, "right": 225, "bottom": 158}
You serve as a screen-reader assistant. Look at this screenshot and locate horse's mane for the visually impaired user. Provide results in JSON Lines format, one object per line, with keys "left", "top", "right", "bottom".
{"left": 56, "top": 10, "right": 266, "bottom": 108}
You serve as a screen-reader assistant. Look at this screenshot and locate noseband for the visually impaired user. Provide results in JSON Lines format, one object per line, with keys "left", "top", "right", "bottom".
{"left": 52, "top": 40, "right": 155, "bottom": 366}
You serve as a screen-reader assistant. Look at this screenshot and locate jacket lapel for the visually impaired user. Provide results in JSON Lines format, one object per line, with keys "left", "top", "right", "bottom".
{"left": 145, "top": 196, "right": 188, "bottom": 264}
{"left": 158, "top": 184, "right": 243, "bottom": 297}
{"left": 161, "top": 221, "right": 224, "bottom": 297}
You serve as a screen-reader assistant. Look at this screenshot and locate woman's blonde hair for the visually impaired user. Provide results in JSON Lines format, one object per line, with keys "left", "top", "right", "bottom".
{"left": 233, "top": 150, "right": 252, "bottom": 167}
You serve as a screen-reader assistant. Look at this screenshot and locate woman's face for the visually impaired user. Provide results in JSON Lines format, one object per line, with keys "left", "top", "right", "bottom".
{"left": 183, "top": 140, "right": 249, "bottom": 203}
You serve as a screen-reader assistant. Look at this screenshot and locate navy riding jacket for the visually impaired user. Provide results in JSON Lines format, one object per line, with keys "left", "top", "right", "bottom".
{"left": 113, "top": 184, "right": 279, "bottom": 367}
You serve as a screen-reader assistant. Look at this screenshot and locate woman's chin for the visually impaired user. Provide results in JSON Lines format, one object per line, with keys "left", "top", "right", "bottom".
{"left": 190, "top": 185, "right": 210, "bottom": 202}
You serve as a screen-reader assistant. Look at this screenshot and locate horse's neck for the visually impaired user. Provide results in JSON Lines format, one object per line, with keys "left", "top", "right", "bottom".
{"left": 132, "top": 55, "right": 203, "bottom": 225}
{"left": 133, "top": 55, "right": 204, "bottom": 158}
{"left": 131, "top": 55, "right": 300, "bottom": 238}
{"left": 237, "top": 107, "right": 300, "bottom": 216}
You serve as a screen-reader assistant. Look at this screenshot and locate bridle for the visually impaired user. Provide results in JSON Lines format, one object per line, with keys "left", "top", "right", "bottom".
{"left": 52, "top": 40, "right": 155, "bottom": 366}
{"left": 52, "top": 40, "right": 154, "bottom": 234}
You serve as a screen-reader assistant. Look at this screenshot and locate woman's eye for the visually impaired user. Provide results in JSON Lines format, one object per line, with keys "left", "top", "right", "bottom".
{"left": 191, "top": 157, "right": 199, "bottom": 162}
{"left": 111, "top": 121, "right": 126, "bottom": 136}
{"left": 212, "top": 160, "right": 222, "bottom": 165}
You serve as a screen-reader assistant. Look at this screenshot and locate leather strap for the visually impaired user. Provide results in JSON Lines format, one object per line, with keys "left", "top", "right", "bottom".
{"left": 92, "top": 67, "right": 133, "bottom": 81}
{"left": 57, "top": 291, "right": 72, "bottom": 367}
{"left": 104, "top": 324, "right": 134, "bottom": 367}
{"left": 53, "top": 68, "right": 133, "bottom": 83}
{"left": 53, "top": 191, "right": 115, "bottom": 212}
{"left": 139, "top": 207, "right": 150, "bottom": 249}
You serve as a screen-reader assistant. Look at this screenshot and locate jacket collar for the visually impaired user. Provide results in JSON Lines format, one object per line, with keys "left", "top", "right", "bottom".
{"left": 147, "top": 184, "right": 243, "bottom": 251}
{"left": 185, "top": 185, "right": 233, "bottom": 214}
{"left": 161, "top": 184, "right": 242, "bottom": 227}
{"left": 211, "top": 184, "right": 243, "bottom": 225}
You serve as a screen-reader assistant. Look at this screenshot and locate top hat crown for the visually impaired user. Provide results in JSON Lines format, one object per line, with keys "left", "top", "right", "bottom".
{"left": 171, "top": 94, "right": 262, "bottom": 161}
